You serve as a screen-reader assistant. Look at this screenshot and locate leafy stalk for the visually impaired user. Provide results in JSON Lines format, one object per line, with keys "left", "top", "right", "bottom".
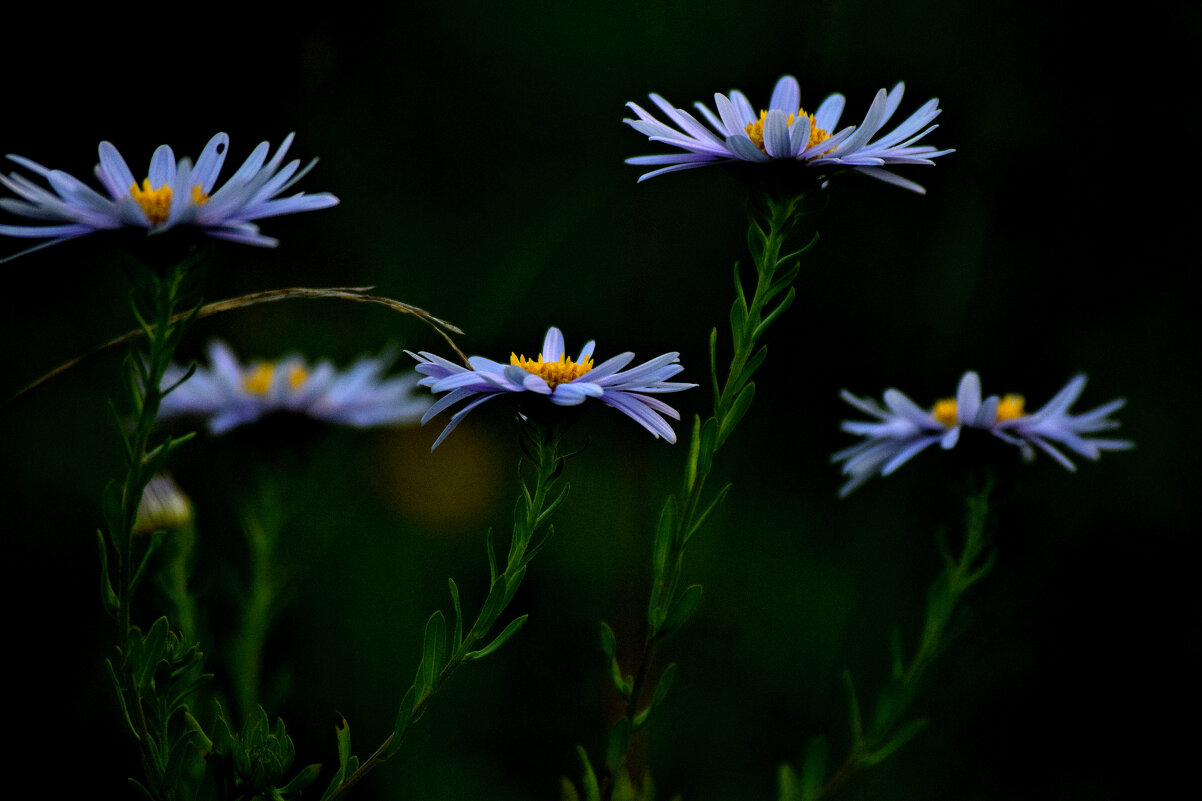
{"left": 781, "top": 480, "right": 997, "bottom": 801}
{"left": 99, "top": 255, "right": 208, "bottom": 800}
{"left": 320, "top": 415, "right": 572, "bottom": 801}
{"left": 594, "top": 190, "right": 821, "bottom": 800}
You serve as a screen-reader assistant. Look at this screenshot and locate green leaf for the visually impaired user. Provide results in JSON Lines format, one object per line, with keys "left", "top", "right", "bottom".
{"left": 485, "top": 528, "right": 498, "bottom": 585}
{"left": 384, "top": 685, "right": 418, "bottom": 759}
{"left": 729, "top": 295, "right": 748, "bottom": 350}
{"left": 799, "top": 736, "right": 828, "bottom": 801}
{"left": 708, "top": 329, "right": 720, "bottom": 404}
{"left": 685, "top": 483, "right": 731, "bottom": 546}
{"left": 278, "top": 763, "right": 321, "bottom": 795}
{"left": 698, "top": 418, "right": 718, "bottom": 475}
{"left": 716, "top": 381, "right": 755, "bottom": 451}
{"left": 535, "top": 483, "right": 571, "bottom": 531}
{"left": 319, "top": 716, "right": 353, "bottom": 801}
{"left": 105, "top": 658, "right": 138, "bottom": 739}
{"left": 473, "top": 574, "right": 509, "bottom": 639}
{"left": 418, "top": 610, "right": 447, "bottom": 690}
{"left": 137, "top": 616, "right": 171, "bottom": 691}
{"left": 96, "top": 530, "right": 119, "bottom": 616}
{"left": 842, "top": 670, "right": 863, "bottom": 745}
{"left": 464, "top": 614, "right": 528, "bottom": 662}
{"left": 859, "top": 718, "right": 928, "bottom": 767}
{"left": 651, "top": 496, "right": 678, "bottom": 585}
{"left": 448, "top": 578, "right": 464, "bottom": 649}
{"left": 776, "top": 763, "right": 802, "bottom": 801}
{"left": 752, "top": 286, "right": 796, "bottom": 342}
{"left": 600, "top": 622, "right": 630, "bottom": 698}
{"left": 657, "top": 584, "right": 703, "bottom": 639}
{"left": 574, "top": 745, "right": 602, "bottom": 801}
{"left": 633, "top": 662, "right": 676, "bottom": 730}
{"left": 730, "top": 345, "right": 767, "bottom": 399}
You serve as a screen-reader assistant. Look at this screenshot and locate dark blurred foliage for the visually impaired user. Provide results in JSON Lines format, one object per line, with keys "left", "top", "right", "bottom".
{"left": 2, "top": 2, "right": 1197, "bottom": 799}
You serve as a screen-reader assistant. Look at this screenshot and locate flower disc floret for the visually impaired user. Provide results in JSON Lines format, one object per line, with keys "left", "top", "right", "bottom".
{"left": 408, "top": 327, "right": 697, "bottom": 450}
{"left": 833, "top": 371, "right": 1131, "bottom": 495}
{"left": 624, "top": 74, "right": 953, "bottom": 193}
{"left": 0, "top": 132, "right": 339, "bottom": 260}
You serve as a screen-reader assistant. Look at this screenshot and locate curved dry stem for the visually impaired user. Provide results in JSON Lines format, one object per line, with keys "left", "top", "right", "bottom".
{"left": 3, "top": 286, "right": 469, "bottom": 409}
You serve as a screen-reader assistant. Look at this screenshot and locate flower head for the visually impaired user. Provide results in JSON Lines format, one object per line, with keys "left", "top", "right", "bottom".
{"left": 0, "top": 133, "right": 338, "bottom": 259}
{"left": 157, "top": 340, "right": 429, "bottom": 434}
{"left": 625, "top": 75, "right": 952, "bottom": 192}
{"left": 133, "top": 473, "right": 194, "bottom": 535}
{"left": 833, "top": 372, "right": 1131, "bottom": 496}
{"left": 408, "top": 327, "right": 696, "bottom": 449}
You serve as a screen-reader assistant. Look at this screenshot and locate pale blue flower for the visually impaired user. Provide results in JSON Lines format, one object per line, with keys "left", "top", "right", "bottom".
{"left": 408, "top": 326, "right": 696, "bottom": 449}
{"left": 157, "top": 340, "right": 429, "bottom": 434}
{"left": 0, "top": 133, "right": 338, "bottom": 259}
{"left": 625, "top": 75, "right": 952, "bottom": 192}
{"left": 833, "top": 372, "right": 1131, "bottom": 495}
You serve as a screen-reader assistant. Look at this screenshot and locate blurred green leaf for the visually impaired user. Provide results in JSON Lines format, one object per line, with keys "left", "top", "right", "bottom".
{"left": 657, "top": 584, "right": 703, "bottom": 640}
{"left": 465, "top": 614, "right": 528, "bottom": 662}
{"left": 799, "top": 736, "right": 828, "bottom": 801}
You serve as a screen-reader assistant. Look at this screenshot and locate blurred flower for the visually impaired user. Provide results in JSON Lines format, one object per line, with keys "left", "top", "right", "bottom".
{"left": 408, "top": 326, "right": 696, "bottom": 449}
{"left": 833, "top": 372, "right": 1131, "bottom": 495}
{"left": 133, "top": 473, "right": 193, "bottom": 535}
{"left": 158, "top": 340, "right": 429, "bottom": 434}
{"left": 0, "top": 132, "right": 338, "bottom": 258}
{"left": 625, "top": 75, "right": 951, "bottom": 192}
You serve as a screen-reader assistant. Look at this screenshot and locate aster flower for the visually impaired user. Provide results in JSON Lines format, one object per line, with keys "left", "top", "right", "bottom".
{"left": 408, "top": 326, "right": 696, "bottom": 449}
{"left": 625, "top": 74, "right": 952, "bottom": 192}
{"left": 133, "top": 473, "right": 194, "bottom": 535}
{"left": 157, "top": 340, "right": 429, "bottom": 434}
{"left": 0, "top": 132, "right": 338, "bottom": 259}
{"left": 833, "top": 372, "right": 1131, "bottom": 496}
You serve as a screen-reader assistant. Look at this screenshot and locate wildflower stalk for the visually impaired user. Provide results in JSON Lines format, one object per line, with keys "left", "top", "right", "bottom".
{"left": 782, "top": 479, "right": 997, "bottom": 801}
{"left": 594, "top": 190, "right": 819, "bottom": 800}
{"left": 97, "top": 254, "right": 209, "bottom": 799}
{"left": 321, "top": 415, "right": 572, "bottom": 801}
{"left": 230, "top": 477, "right": 291, "bottom": 722}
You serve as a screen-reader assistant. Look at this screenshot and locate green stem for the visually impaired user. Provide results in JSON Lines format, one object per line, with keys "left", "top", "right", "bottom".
{"left": 324, "top": 417, "right": 569, "bottom": 801}
{"left": 817, "top": 480, "right": 995, "bottom": 800}
{"left": 104, "top": 257, "right": 202, "bottom": 800}
{"left": 600, "top": 191, "right": 816, "bottom": 799}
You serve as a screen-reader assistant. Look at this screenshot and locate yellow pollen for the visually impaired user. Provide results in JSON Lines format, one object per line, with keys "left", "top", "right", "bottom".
{"left": 996, "top": 394, "right": 1026, "bottom": 421}
{"left": 510, "top": 351, "right": 594, "bottom": 389}
{"left": 933, "top": 394, "right": 1027, "bottom": 427}
{"left": 287, "top": 364, "right": 308, "bottom": 391}
{"left": 932, "top": 398, "right": 959, "bottom": 427}
{"left": 243, "top": 363, "right": 275, "bottom": 395}
{"left": 744, "top": 108, "right": 831, "bottom": 153}
{"left": 129, "top": 179, "right": 210, "bottom": 224}
{"left": 242, "top": 362, "right": 307, "bottom": 395}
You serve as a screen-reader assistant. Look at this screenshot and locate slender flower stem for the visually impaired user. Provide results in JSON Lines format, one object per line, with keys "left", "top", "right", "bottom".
{"left": 816, "top": 479, "right": 996, "bottom": 800}
{"left": 599, "top": 191, "right": 817, "bottom": 799}
{"left": 98, "top": 256, "right": 203, "bottom": 799}
{"left": 323, "top": 417, "right": 571, "bottom": 801}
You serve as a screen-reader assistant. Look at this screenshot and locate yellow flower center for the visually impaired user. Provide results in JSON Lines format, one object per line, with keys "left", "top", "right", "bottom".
{"left": 996, "top": 394, "right": 1026, "bottom": 420}
{"left": 128, "top": 179, "right": 209, "bottom": 225}
{"left": 242, "top": 363, "right": 308, "bottom": 395}
{"left": 510, "top": 351, "right": 594, "bottom": 389}
{"left": 932, "top": 394, "right": 1026, "bottom": 427}
{"left": 744, "top": 109, "right": 831, "bottom": 153}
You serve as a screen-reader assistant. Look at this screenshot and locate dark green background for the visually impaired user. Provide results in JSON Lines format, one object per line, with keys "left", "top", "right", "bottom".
{"left": 2, "top": 2, "right": 1196, "bottom": 799}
